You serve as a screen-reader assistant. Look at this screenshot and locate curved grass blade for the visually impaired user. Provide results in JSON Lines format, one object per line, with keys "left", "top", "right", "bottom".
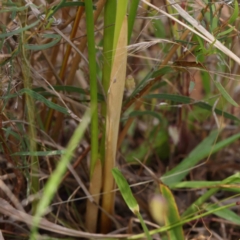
{"left": 112, "top": 168, "right": 139, "bottom": 213}
{"left": 160, "top": 184, "right": 184, "bottom": 240}
{"left": 0, "top": 20, "right": 40, "bottom": 38}
{"left": 31, "top": 109, "right": 91, "bottom": 239}
{"left": 204, "top": 203, "right": 240, "bottom": 225}
{"left": 182, "top": 172, "right": 240, "bottom": 217}
{"left": 1, "top": 88, "right": 69, "bottom": 115}
{"left": 24, "top": 34, "right": 61, "bottom": 51}
{"left": 145, "top": 94, "right": 240, "bottom": 122}
{"left": 213, "top": 80, "right": 238, "bottom": 106}
{"left": 126, "top": 66, "right": 172, "bottom": 102}
{"left": 162, "top": 131, "right": 240, "bottom": 185}
{"left": 228, "top": 0, "right": 239, "bottom": 25}
{"left": 128, "top": 0, "right": 140, "bottom": 43}
{"left": 112, "top": 168, "right": 152, "bottom": 240}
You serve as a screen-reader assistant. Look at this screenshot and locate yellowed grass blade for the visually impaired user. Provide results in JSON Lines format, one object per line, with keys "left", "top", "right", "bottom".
{"left": 85, "top": 159, "right": 102, "bottom": 232}
{"left": 101, "top": 16, "right": 128, "bottom": 232}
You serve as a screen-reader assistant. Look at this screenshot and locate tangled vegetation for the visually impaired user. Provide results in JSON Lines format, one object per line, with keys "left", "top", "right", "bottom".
{"left": 1, "top": 0, "right": 240, "bottom": 239}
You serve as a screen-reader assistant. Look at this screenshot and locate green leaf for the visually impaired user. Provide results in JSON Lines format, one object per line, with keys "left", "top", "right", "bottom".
{"left": 1, "top": 88, "right": 69, "bottom": 115}
{"left": 182, "top": 172, "right": 240, "bottom": 217}
{"left": 228, "top": 0, "right": 239, "bottom": 25}
{"left": 128, "top": 0, "right": 140, "bottom": 43}
{"left": 129, "top": 110, "right": 162, "bottom": 122}
{"left": 145, "top": 94, "right": 240, "bottom": 122}
{"left": 112, "top": 169, "right": 152, "bottom": 240}
{"left": 162, "top": 131, "right": 240, "bottom": 185}
{"left": 33, "top": 86, "right": 105, "bottom": 102}
{"left": 24, "top": 34, "right": 61, "bottom": 51}
{"left": 160, "top": 184, "right": 184, "bottom": 240}
{"left": 12, "top": 150, "right": 65, "bottom": 156}
{"left": 0, "top": 20, "right": 40, "bottom": 38}
{"left": 213, "top": 80, "right": 238, "bottom": 106}
{"left": 112, "top": 168, "right": 139, "bottom": 214}
{"left": 0, "top": 4, "right": 29, "bottom": 13}
{"left": 31, "top": 109, "right": 91, "bottom": 238}
{"left": 204, "top": 203, "right": 240, "bottom": 225}
{"left": 217, "top": 26, "right": 235, "bottom": 38}
{"left": 151, "top": 66, "right": 173, "bottom": 78}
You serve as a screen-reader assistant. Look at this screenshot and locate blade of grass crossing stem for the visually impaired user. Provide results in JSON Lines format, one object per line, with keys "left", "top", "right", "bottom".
{"left": 101, "top": 9, "right": 128, "bottom": 232}
{"left": 128, "top": 202, "right": 236, "bottom": 239}
{"left": 204, "top": 203, "right": 240, "bottom": 225}
{"left": 162, "top": 130, "right": 219, "bottom": 185}
{"left": 30, "top": 109, "right": 91, "bottom": 239}
{"left": 182, "top": 172, "right": 240, "bottom": 218}
{"left": 162, "top": 131, "right": 240, "bottom": 186}
{"left": 112, "top": 168, "right": 152, "bottom": 240}
{"left": 160, "top": 184, "right": 184, "bottom": 240}
{"left": 84, "top": 0, "right": 101, "bottom": 233}
{"left": 128, "top": 0, "right": 140, "bottom": 43}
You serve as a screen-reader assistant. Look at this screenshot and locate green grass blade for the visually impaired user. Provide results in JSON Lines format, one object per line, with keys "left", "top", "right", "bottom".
{"left": 182, "top": 172, "right": 240, "bottom": 217}
{"left": 145, "top": 93, "right": 240, "bottom": 122}
{"left": 204, "top": 203, "right": 240, "bottom": 225}
{"left": 112, "top": 168, "right": 139, "bottom": 213}
{"left": 30, "top": 109, "right": 91, "bottom": 239}
{"left": 160, "top": 184, "right": 184, "bottom": 240}
{"left": 214, "top": 80, "right": 238, "bottom": 106}
{"left": 228, "top": 0, "right": 239, "bottom": 25}
{"left": 24, "top": 34, "right": 61, "bottom": 51}
{"left": 112, "top": 168, "right": 152, "bottom": 240}
{"left": 85, "top": 0, "right": 99, "bottom": 178}
{"left": 112, "top": 0, "right": 128, "bottom": 53}
{"left": 128, "top": 0, "right": 140, "bottom": 43}
{"left": 136, "top": 212, "right": 153, "bottom": 240}
{"left": 162, "top": 131, "right": 240, "bottom": 185}
{"left": 1, "top": 88, "right": 69, "bottom": 115}
{"left": 0, "top": 19, "right": 40, "bottom": 38}
{"left": 128, "top": 201, "right": 236, "bottom": 239}
{"left": 129, "top": 110, "right": 162, "bottom": 122}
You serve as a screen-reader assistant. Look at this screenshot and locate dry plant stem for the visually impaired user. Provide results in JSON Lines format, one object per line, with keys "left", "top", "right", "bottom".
{"left": 66, "top": 0, "right": 107, "bottom": 86}
{"left": 62, "top": 145, "right": 90, "bottom": 181}
{"left": 0, "top": 179, "right": 25, "bottom": 212}
{"left": 50, "top": 0, "right": 106, "bottom": 140}
{"left": 20, "top": 24, "right": 40, "bottom": 212}
{"left": 59, "top": 6, "right": 85, "bottom": 80}
{"left": 46, "top": 44, "right": 61, "bottom": 84}
{"left": 86, "top": 160, "right": 102, "bottom": 232}
{"left": 0, "top": 115, "right": 23, "bottom": 198}
{"left": 43, "top": 44, "right": 61, "bottom": 134}
{"left": 0, "top": 198, "right": 130, "bottom": 239}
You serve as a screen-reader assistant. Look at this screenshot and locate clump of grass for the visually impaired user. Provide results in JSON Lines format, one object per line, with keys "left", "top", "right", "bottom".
{"left": 1, "top": 0, "right": 240, "bottom": 239}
